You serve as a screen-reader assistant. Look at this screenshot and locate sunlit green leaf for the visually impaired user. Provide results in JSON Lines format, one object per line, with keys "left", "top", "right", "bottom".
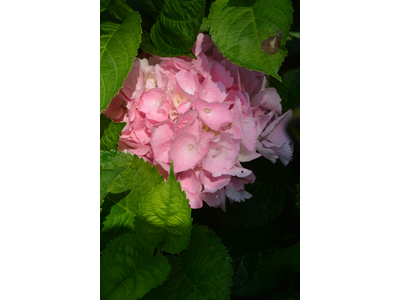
{"left": 136, "top": 164, "right": 193, "bottom": 253}
{"left": 209, "top": 0, "right": 293, "bottom": 80}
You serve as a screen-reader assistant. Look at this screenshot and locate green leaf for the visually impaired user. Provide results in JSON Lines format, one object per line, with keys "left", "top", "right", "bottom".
{"left": 209, "top": 0, "right": 293, "bottom": 80}
{"left": 269, "top": 68, "right": 300, "bottom": 112}
{"left": 100, "top": 114, "right": 126, "bottom": 151}
{"left": 140, "top": 30, "right": 196, "bottom": 59}
{"left": 100, "top": 0, "right": 110, "bottom": 12}
{"left": 100, "top": 233, "right": 171, "bottom": 300}
{"left": 135, "top": 164, "right": 193, "bottom": 253}
{"left": 100, "top": 151, "right": 164, "bottom": 250}
{"left": 199, "top": 16, "right": 210, "bottom": 32}
{"left": 143, "top": 224, "right": 233, "bottom": 300}
{"left": 149, "top": 0, "right": 207, "bottom": 55}
{"left": 217, "top": 226, "right": 281, "bottom": 297}
{"left": 100, "top": 11, "right": 142, "bottom": 113}
{"left": 257, "top": 242, "right": 300, "bottom": 290}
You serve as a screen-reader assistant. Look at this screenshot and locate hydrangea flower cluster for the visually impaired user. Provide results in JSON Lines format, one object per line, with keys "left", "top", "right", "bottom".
{"left": 104, "top": 33, "right": 293, "bottom": 210}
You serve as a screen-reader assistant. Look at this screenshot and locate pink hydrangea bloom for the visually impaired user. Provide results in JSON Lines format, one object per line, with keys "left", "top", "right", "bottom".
{"left": 103, "top": 33, "right": 293, "bottom": 210}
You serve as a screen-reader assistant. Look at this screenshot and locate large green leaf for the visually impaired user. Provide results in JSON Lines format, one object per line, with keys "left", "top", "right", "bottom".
{"left": 269, "top": 68, "right": 300, "bottom": 112}
{"left": 140, "top": 30, "right": 196, "bottom": 58}
{"left": 100, "top": 114, "right": 126, "bottom": 151}
{"left": 145, "top": 0, "right": 207, "bottom": 55}
{"left": 100, "top": 151, "right": 164, "bottom": 249}
{"left": 135, "top": 164, "right": 193, "bottom": 253}
{"left": 143, "top": 225, "right": 233, "bottom": 300}
{"left": 217, "top": 226, "right": 281, "bottom": 297}
{"left": 209, "top": 0, "right": 293, "bottom": 80}
{"left": 100, "top": 0, "right": 110, "bottom": 12}
{"left": 100, "top": 233, "right": 171, "bottom": 300}
{"left": 100, "top": 11, "right": 141, "bottom": 113}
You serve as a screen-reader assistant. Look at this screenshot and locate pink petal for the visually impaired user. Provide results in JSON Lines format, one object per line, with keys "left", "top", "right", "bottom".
{"left": 103, "top": 92, "right": 128, "bottom": 121}
{"left": 264, "top": 110, "right": 292, "bottom": 147}
{"left": 192, "top": 33, "right": 215, "bottom": 57}
{"left": 201, "top": 134, "right": 239, "bottom": 174}
{"left": 174, "top": 110, "right": 198, "bottom": 135}
{"left": 202, "top": 189, "right": 226, "bottom": 211}
{"left": 200, "top": 170, "right": 231, "bottom": 193}
{"left": 151, "top": 121, "right": 174, "bottom": 164}
{"left": 195, "top": 98, "right": 234, "bottom": 131}
{"left": 238, "top": 144, "right": 262, "bottom": 162}
{"left": 186, "top": 190, "right": 203, "bottom": 209}
{"left": 210, "top": 63, "right": 234, "bottom": 89}
{"left": 138, "top": 88, "right": 167, "bottom": 122}
{"left": 198, "top": 76, "right": 227, "bottom": 103}
{"left": 177, "top": 169, "right": 201, "bottom": 194}
{"left": 212, "top": 164, "right": 253, "bottom": 178}
{"left": 238, "top": 68, "right": 266, "bottom": 98}
{"left": 240, "top": 117, "right": 258, "bottom": 151}
{"left": 226, "top": 183, "right": 252, "bottom": 202}
{"left": 176, "top": 69, "right": 198, "bottom": 96}
{"left": 251, "top": 88, "right": 282, "bottom": 114}
{"left": 169, "top": 132, "right": 208, "bottom": 173}
{"left": 256, "top": 140, "right": 278, "bottom": 163}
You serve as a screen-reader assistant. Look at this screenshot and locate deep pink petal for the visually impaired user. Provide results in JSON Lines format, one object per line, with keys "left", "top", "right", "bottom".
{"left": 210, "top": 63, "right": 234, "bottom": 89}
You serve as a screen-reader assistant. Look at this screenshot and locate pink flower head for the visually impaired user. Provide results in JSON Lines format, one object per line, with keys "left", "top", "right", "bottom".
{"left": 103, "top": 33, "right": 293, "bottom": 209}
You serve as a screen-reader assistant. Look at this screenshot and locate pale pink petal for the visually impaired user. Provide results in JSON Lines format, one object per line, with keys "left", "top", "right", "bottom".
{"left": 264, "top": 110, "right": 292, "bottom": 147}
{"left": 238, "top": 144, "right": 262, "bottom": 162}
{"left": 139, "top": 88, "right": 167, "bottom": 121}
{"left": 174, "top": 110, "right": 198, "bottom": 135}
{"left": 202, "top": 189, "right": 226, "bottom": 211}
{"left": 186, "top": 190, "right": 203, "bottom": 209}
{"left": 240, "top": 117, "right": 258, "bottom": 151}
{"left": 201, "top": 134, "right": 239, "bottom": 174}
{"left": 176, "top": 69, "right": 198, "bottom": 96}
{"left": 151, "top": 121, "right": 174, "bottom": 164}
{"left": 226, "top": 183, "right": 252, "bottom": 202}
{"left": 256, "top": 140, "right": 278, "bottom": 163}
{"left": 212, "top": 163, "right": 253, "bottom": 178}
{"left": 195, "top": 98, "right": 233, "bottom": 131}
{"left": 177, "top": 169, "right": 201, "bottom": 194}
{"left": 198, "top": 76, "right": 227, "bottom": 103}
{"left": 169, "top": 132, "right": 208, "bottom": 173}
{"left": 251, "top": 88, "right": 282, "bottom": 114}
